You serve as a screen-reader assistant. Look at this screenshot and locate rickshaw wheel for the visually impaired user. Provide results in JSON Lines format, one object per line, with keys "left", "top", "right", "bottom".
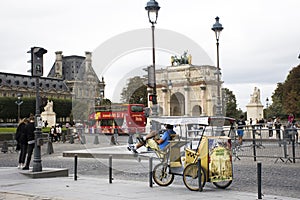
{"left": 213, "top": 180, "right": 232, "bottom": 189}
{"left": 153, "top": 163, "right": 174, "bottom": 186}
{"left": 183, "top": 163, "right": 206, "bottom": 191}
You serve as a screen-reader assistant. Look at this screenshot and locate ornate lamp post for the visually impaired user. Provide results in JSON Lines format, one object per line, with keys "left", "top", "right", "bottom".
{"left": 265, "top": 97, "right": 269, "bottom": 119}
{"left": 212, "top": 16, "right": 224, "bottom": 116}
{"left": 15, "top": 93, "right": 23, "bottom": 122}
{"left": 145, "top": 0, "right": 160, "bottom": 116}
{"left": 266, "top": 97, "right": 269, "bottom": 109}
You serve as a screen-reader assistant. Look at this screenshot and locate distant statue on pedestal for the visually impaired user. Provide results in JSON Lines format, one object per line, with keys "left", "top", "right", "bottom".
{"left": 246, "top": 87, "right": 264, "bottom": 124}
{"left": 250, "top": 87, "right": 262, "bottom": 104}
{"left": 44, "top": 100, "right": 54, "bottom": 112}
{"left": 41, "top": 100, "right": 56, "bottom": 128}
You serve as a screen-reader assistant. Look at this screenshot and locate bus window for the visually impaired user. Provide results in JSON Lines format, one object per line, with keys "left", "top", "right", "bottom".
{"left": 100, "top": 119, "right": 114, "bottom": 126}
{"left": 131, "top": 105, "right": 144, "bottom": 112}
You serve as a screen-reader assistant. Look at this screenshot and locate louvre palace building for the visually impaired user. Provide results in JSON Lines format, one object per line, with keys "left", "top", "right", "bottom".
{"left": 0, "top": 51, "right": 105, "bottom": 104}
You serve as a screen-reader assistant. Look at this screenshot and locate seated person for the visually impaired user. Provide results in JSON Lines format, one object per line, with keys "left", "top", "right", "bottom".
{"left": 128, "top": 124, "right": 176, "bottom": 153}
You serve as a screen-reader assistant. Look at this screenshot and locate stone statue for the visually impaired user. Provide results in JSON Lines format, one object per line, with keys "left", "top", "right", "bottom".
{"left": 250, "top": 87, "right": 261, "bottom": 104}
{"left": 41, "top": 100, "right": 56, "bottom": 128}
{"left": 171, "top": 51, "right": 190, "bottom": 66}
{"left": 44, "top": 100, "right": 54, "bottom": 113}
{"left": 188, "top": 54, "right": 192, "bottom": 65}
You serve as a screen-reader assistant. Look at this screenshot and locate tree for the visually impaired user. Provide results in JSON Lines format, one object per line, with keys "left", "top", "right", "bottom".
{"left": 270, "top": 64, "right": 300, "bottom": 118}
{"left": 120, "top": 76, "right": 148, "bottom": 106}
{"left": 223, "top": 88, "right": 243, "bottom": 119}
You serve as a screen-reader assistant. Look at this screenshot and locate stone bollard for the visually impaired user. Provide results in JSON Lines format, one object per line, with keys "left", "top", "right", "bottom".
{"left": 47, "top": 141, "right": 54, "bottom": 154}
{"left": 110, "top": 135, "right": 116, "bottom": 145}
{"left": 93, "top": 134, "right": 99, "bottom": 145}
{"left": 1, "top": 141, "right": 8, "bottom": 153}
{"left": 80, "top": 134, "right": 86, "bottom": 144}
{"left": 69, "top": 135, "right": 74, "bottom": 144}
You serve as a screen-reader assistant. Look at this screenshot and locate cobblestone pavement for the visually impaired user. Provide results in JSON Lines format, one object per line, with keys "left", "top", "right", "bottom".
{"left": 1, "top": 135, "right": 300, "bottom": 199}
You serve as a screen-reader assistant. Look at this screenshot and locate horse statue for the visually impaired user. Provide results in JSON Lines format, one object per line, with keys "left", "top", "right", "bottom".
{"left": 171, "top": 51, "right": 191, "bottom": 66}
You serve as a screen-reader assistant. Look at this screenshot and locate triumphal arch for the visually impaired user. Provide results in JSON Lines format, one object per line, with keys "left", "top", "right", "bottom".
{"left": 150, "top": 52, "right": 221, "bottom": 116}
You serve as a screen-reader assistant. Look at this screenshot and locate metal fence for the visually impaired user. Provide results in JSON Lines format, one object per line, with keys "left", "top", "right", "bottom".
{"left": 230, "top": 125, "right": 300, "bottom": 162}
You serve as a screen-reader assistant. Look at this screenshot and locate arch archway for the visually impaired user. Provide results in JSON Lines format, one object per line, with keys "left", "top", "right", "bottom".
{"left": 192, "top": 105, "right": 202, "bottom": 116}
{"left": 170, "top": 92, "right": 185, "bottom": 116}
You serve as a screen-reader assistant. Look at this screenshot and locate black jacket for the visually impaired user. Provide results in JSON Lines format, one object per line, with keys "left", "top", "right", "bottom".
{"left": 25, "top": 121, "right": 35, "bottom": 142}
{"left": 16, "top": 122, "right": 28, "bottom": 145}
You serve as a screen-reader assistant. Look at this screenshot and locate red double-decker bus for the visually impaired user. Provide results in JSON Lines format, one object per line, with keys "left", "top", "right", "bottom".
{"left": 88, "top": 104, "right": 146, "bottom": 135}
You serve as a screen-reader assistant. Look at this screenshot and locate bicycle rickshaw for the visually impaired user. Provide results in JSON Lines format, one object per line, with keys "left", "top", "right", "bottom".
{"left": 144, "top": 116, "right": 235, "bottom": 191}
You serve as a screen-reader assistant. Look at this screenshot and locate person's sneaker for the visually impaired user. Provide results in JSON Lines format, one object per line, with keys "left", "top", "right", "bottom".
{"left": 17, "top": 164, "right": 21, "bottom": 169}
{"left": 22, "top": 166, "right": 29, "bottom": 170}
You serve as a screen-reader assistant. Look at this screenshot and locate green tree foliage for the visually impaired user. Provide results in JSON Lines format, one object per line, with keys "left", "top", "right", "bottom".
{"left": 223, "top": 88, "right": 243, "bottom": 119}
{"left": 270, "top": 64, "right": 300, "bottom": 118}
{"left": 51, "top": 98, "right": 72, "bottom": 119}
{"left": 120, "top": 76, "right": 148, "bottom": 106}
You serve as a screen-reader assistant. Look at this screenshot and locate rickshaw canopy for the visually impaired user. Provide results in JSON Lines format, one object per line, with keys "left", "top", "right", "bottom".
{"left": 149, "top": 116, "right": 236, "bottom": 126}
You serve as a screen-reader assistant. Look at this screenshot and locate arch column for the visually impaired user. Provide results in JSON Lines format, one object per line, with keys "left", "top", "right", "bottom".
{"left": 200, "top": 83, "right": 206, "bottom": 116}
{"left": 161, "top": 87, "right": 168, "bottom": 116}
{"left": 184, "top": 84, "right": 189, "bottom": 116}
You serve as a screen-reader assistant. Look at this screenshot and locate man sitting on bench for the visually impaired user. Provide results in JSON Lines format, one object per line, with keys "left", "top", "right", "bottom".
{"left": 128, "top": 124, "right": 176, "bottom": 153}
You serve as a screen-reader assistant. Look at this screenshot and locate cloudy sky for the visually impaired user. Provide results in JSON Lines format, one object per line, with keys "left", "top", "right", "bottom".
{"left": 0, "top": 0, "right": 299, "bottom": 111}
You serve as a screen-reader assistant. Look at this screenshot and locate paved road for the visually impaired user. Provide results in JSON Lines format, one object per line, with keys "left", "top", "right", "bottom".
{"left": 1, "top": 134, "right": 300, "bottom": 199}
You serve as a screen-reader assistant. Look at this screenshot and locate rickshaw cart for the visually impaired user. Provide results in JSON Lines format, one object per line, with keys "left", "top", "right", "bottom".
{"left": 148, "top": 116, "right": 235, "bottom": 191}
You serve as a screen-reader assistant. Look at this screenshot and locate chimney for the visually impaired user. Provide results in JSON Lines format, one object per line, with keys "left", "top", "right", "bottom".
{"left": 55, "top": 51, "right": 63, "bottom": 78}
{"left": 85, "top": 51, "right": 92, "bottom": 72}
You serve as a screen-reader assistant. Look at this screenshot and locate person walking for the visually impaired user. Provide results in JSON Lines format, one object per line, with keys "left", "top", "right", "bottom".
{"left": 50, "top": 126, "right": 55, "bottom": 142}
{"left": 15, "top": 118, "right": 28, "bottom": 169}
{"left": 274, "top": 117, "right": 282, "bottom": 144}
{"left": 22, "top": 114, "right": 35, "bottom": 170}
{"left": 267, "top": 118, "right": 274, "bottom": 138}
{"left": 236, "top": 115, "right": 246, "bottom": 145}
{"left": 56, "top": 124, "right": 62, "bottom": 142}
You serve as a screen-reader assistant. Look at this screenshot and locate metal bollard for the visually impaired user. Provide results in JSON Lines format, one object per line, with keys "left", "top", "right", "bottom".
{"left": 197, "top": 158, "right": 203, "bottom": 192}
{"left": 149, "top": 157, "right": 153, "bottom": 187}
{"left": 292, "top": 132, "right": 296, "bottom": 163}
{"left": 109, "top": 155, "right": 113, "bottom": 184}
{"left": 93, "top": 134, "right": 99, "bottom": 145}
{"left": 74, "top": 154, "right": 78, "bottom": 181}
{"left": 252, "top": 128, "right": 257, "bottom": 162}
{"left": 47, "top": 140, "right": 54, "bottom": 154}
{"left": 80, "top": 134, "right": 86, "bottom": 144}
{"left": 257, "top": 162, "right": 262, "bottom": 199}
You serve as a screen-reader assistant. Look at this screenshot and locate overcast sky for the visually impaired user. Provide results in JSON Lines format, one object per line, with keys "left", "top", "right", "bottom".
{"left": 0, "top": 0, "right": 299, "bottom": 111}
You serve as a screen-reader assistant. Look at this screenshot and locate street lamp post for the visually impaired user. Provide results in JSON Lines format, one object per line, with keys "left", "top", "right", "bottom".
{"left": 145, "top": 0, "right": 160, "bottom": 117}
{"left": 15, "top": 93, "right": 23, "bottom": 122}
{"left": 212, "top": 16, "right": 224, "bottom": 116}
{"left": 266, "top": 97, "right": 269, "bottom": 118}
